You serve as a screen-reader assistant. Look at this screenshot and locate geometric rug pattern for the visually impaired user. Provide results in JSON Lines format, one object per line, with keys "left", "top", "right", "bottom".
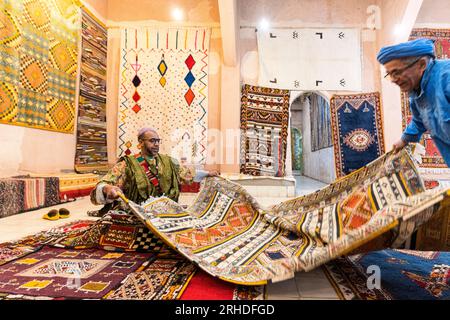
{"left": 240, "top": 84, "right": 290, "bottom": 177}
{"left": 330, "top": 92, "right": 385, "bottom": 178}
{"left": 323, "top": 249, "right": 450, "bottom": 300}
{"left": 117, "top": 28, "right": 210, "bottom": 164}
{"left": 74, "top": 8, "right": 108, "bottom": 173}
{"left": 123, "top": 148, "right": 449, "bottom": 285}
{"left": 0, "top": 246, "right": 152, "bottom": 299}
{"left": 0, "top": 0, "right": 80, "bottom": 133}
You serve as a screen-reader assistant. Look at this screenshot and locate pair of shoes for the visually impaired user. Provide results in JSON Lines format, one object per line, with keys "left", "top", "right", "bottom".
{"left": 43, "top": 208, "right": 70, "bottom": 220}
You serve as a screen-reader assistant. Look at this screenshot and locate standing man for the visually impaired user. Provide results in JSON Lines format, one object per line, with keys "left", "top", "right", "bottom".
{"left": 377, "top": 38, "right": 450, "bottom": 166}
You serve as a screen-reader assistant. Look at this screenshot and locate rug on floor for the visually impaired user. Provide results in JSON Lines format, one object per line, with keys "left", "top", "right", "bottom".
{"left": 323, "top": 249, "right": 450, "bottom": 300}
{"left": 0, "top": 220, "right": 94, "bottom": 266}
{"left": 0, "top": 246, "right": 152, "bottom": 299}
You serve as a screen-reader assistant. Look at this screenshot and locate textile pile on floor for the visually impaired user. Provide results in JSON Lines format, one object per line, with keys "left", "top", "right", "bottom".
{"left": 0, "top": 176, "right": 60, "bottom": 219}
{"left": 121, "top": 148, "right": 449, "bottom": 285}
{"left": 29, "top": 172, "right": 99, "bottom": 200}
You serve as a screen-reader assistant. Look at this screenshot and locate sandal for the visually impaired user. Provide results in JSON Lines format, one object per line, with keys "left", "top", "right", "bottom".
{"left": 59, "top": 208, "right": 70, "bottom": 219}
{"left": 43, "top": 209, "right": 59, "bottom": 221}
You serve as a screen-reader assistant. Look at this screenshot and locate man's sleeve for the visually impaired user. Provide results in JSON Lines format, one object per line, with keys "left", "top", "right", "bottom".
{"left": 90, "top": 160, "right": 127, "bottom": 205}
{"left": 402, "top": 118, "right": 427, "bottom": 143}
{"left": 402, "top": 98, "right": 427, "bottom": 143}
{"left": 444, "top": 68, "right": 450, "bottom": 104}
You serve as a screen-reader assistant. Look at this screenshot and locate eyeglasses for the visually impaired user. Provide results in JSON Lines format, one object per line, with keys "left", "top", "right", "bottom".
{"left": 141, "top": 138, "right": 161, "bottom": 144}
{"left": 384, "top": 58, "right": 421, "bottom": 80}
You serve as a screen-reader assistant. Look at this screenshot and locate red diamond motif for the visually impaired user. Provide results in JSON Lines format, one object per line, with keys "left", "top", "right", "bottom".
{"left": 185, "top": 54, "right": 196, "bottom": 70}
{"left": 132, "top": 91, "right": 141, "bottom": 102}
{"left": 132, "top": 104, "right": 141, "bottom": 113}
{"left": 184, "top": 89, "right": 195, "bottom": 106}
{"left": 125, "top": 149, "right": 131, "bottom": 155}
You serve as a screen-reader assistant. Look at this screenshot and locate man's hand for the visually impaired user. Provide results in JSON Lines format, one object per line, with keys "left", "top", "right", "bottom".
{"left": 392, "top": 139, "right": 408, "bottom": 153}
{"left": 207, "top": 170, "right": 220, "bottom": 177}
{"left": 102, "top": 185, "right": 123, "bottom": 200}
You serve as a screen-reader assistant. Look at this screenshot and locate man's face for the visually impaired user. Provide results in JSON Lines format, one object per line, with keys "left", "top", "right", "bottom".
{"left": 140, "top": 131, "right": 161, "bottom": 156}
{"left": 383, "top": 58, "right": 426, "bottom": 92}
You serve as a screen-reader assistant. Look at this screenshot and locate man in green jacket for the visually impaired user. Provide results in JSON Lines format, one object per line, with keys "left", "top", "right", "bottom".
{"left": 91, "top": 127, "right": 217, "bottom": 210}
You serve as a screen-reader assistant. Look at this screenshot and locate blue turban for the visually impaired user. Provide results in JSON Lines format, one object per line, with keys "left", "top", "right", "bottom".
{"left": 377, "top": 38, "right": 435, "bottom": 64}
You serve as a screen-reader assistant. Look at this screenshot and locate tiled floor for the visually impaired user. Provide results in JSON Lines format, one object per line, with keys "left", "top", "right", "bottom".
{"left": 0, "top": 176, "right": 339, "bottom": 300}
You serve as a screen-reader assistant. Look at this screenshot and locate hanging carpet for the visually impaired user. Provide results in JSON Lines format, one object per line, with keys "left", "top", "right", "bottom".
{"left": 74, "top": 8, "right": 108, "bottom": 173}
{"left": 117, "top": 27, "right": 210, "bottom": 165}
{"left": 330, "top": 92, "right": 385, "bottom": 178}
{"left": 240, "top": 84, "right": 290, "bottom": 177}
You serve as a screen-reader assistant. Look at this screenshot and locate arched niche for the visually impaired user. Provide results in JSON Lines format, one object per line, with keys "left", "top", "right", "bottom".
{"left": 287, "top": 91, "right": 335, "bottom": 184}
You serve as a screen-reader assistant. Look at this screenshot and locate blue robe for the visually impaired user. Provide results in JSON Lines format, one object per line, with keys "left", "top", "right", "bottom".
{"left": 402, "top": 59, "right": 450, "bottom": 166}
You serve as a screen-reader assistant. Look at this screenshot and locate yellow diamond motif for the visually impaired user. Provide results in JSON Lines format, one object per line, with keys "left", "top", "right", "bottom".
{"left": 20, "top": 280, "right": 52, "bottom": 289}
{"left": 79, "top": 281, "right": 109, "bottom": 292}
{"left": 125, "top": 141, "right": 132, "bottom": 148}
{"left": 157, "top": 60, "right": 167, "bottom": 75}
{"left": 15, "top": 258, "right": 40, "bottom": 265}
{"left": 102, "top": 253, "right": 124, "bottom": 259}
{"left": 159, "top": 77, "right": 166, "bottom": 87}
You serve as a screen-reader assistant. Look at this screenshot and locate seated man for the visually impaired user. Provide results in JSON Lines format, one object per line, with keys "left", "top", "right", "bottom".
{"left": 90, "top": 127, "right": 217, "bottom": 215}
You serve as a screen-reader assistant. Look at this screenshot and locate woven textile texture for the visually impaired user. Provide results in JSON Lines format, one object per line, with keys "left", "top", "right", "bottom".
{"left": 0, "top": 176, "right": 60, "bottom": 219}
{"left": 120, "top": 148, "right": 448, "bottom": 285}
{"left": 310, "top": 93, "right": 332, "bottom": 152}
{"left": 0, "top": 0, "right": 80, "bottom": 133}
{"left": 240, "top": 84, "right": 290, "bottom": 177}
{"left": 74, "top": 8, "right": 108, "bottom": 173}
{"left": 330, "top": 92, "right": 385, "bottom": 178}
{"left": 323, "top": 249, "right": 450, "bottom": 300}
{"left": 0, "top": 246, "right": 152, "bottom": 299}
{"left": 117, "top": 28, "right": 210, "bottom": 165}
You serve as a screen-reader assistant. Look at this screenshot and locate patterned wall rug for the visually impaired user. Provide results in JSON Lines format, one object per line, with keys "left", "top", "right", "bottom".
{"left": 323, "top": 249, "right": 450, "bottom": 300}
{"left": 74, "top": 8, "right": 109, "bottom": 173}
{"left": 117, "top": 28, "right": 210, "bottom": 165}
{"left": 119, "top": 148, "right": 448, "bottom": 285}
{"left": 401, "top": 28, "right": 450, "bottom": 172}
{"left": 0, "top": 0, "right": 80, "bottom": 133}
{"left": 330, "top": 92, "right": 385, "bottom": 178}
{"left": 240, "top": 84, "right": 290, "bottom": 177}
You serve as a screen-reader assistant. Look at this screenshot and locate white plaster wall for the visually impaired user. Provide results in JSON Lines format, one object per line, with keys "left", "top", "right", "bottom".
{"left": 300, "top": 96, "right": 335, "bottom": 183}
{"left": 289, "top": 95, "right": 334, "bottom": 183}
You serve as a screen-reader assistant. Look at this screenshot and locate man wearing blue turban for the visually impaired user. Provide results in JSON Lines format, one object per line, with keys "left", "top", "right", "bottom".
{"left": 377, "top": 38, "right": 450, "bottom": 166}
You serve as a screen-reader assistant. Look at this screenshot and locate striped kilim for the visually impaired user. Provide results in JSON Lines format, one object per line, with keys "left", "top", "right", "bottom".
{"left": 240, "top": 84, "right": 290, "bottom": 177}
{"left": 0, "top": 0, "right": 80, "bottom": 133}
{"left": 74, "top": 8, "right": 108, "bottom": 173}
{"left": 121, "top": 148, "right": 449, "bottom": 285}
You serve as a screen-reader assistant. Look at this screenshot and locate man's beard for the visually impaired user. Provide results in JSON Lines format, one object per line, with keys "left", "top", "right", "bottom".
{"left": 143, "top": 145, "right": 159, "bottom": 157}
